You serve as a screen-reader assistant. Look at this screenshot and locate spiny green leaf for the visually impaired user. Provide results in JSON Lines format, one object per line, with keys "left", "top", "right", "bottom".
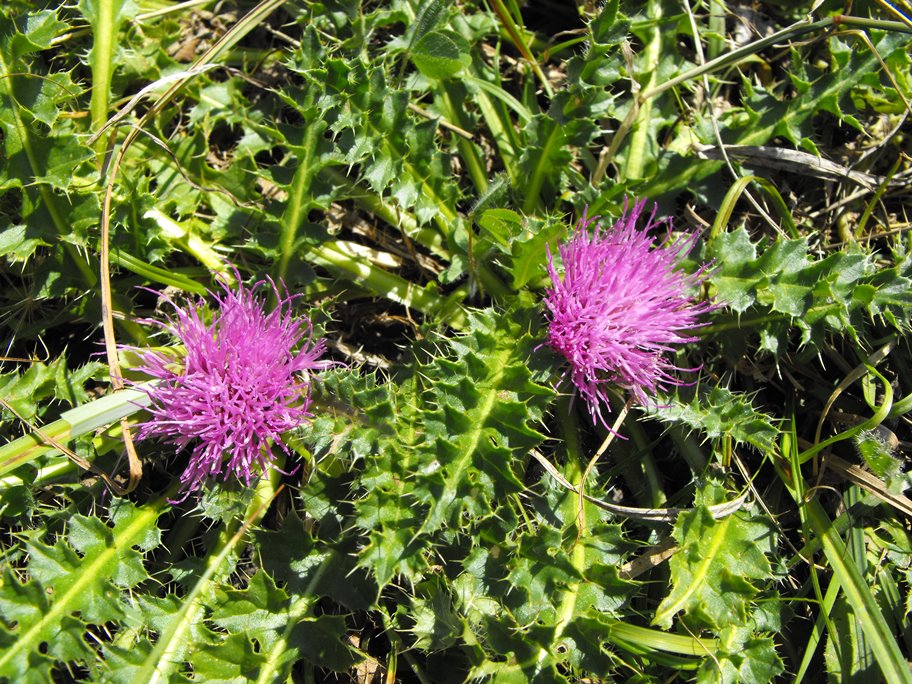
{"left": 507, "top": 215, "right": 563, "bottom": 289}
{"left": 651, "top": 385, "right": 779, "bottom": 455}
{"left": 0, "top": 500, "right": 163, "bottom": 680}
{"left": 507, "top": 526, "right": 583, "bottom": 625}
{"left": 207, "top": 571, "right": 360, "bottom": 674}
{"left": 562, "top": 616, "right": 623, "bottom": 676}
{"left": 855, "top": 429, "right": 902, "bottom": 480}
{"left": 708, "top": 227, "right": 912, "bottom": 352}
{"left": 477, "top": 208, "right": 522, "bottom": 250}
{"left": 0, "top": 224, "right": 49, "bottom": 262}
{"left": 0, "top": 361, "right": 59, "bottom": 423}
{"left": 738, "top": 31, "right": 911, "bottom": 149}
{"left": 320, "top": 308, "right": 554, "bottom": 585}
{"left": 411, "top": 579, "right": 463, "bottom": 651}
{"left": 697, "top": 628, "right": 784, "bottom": 684}
{"left": 291, "top": 48, "right": 459, "bottom": 227}
{"left": 416, "top": 308, "right": 553, "bottom": 532}
{"left": 653, "top": 507, "right": 774, "bottom": 631}
{"left": 0, "top": 9, "right": 67, "bottom": 61}
{"left": 642, "top": 30, "right": 912, "bottom": 199}
{"left": 187, "top": 632, "right": 264, "bottom": 684}
{"left": 0, "top": 68, "right": 91, "bottom": 184}
{"left": 258, "top": 509, "right": 378, "bottom": 612}
{"left": 706, "top": 228, "right": 759, "bottom": 313}
{"left": 0, "top": 357, "right": 103, "bottom": 429}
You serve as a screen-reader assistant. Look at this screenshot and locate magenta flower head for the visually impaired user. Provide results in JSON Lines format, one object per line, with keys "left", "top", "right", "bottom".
{"left": 132, "top": 274, "right": 328, "bottom": 498}
{"left": 543, "top": 199, "right": 715, "bottom": 426}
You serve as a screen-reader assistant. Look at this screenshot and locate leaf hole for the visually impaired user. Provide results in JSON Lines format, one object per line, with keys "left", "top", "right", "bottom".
{"left": 255, "top": 145, "right": 287, "bottom": 168}
{"left": 0, "top": 187, "right": 23, "bottom": 224}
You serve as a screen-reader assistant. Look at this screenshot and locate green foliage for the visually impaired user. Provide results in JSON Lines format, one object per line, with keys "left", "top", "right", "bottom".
{"left": 0, "top": 500, "right": 163, "bottom": 682}
{"left": 735, "top": 31, "right": 911, "bottom": 153}
{"left": 2, "top": 0, "right": 912, "bottom": 682}
{"left": 411, "top": 30, "right": 471, "bottom": 80}
{"left": 205, "top": 571, "right": 359, "bottom": 674}
{"left": 697, "top": 630, "right": 784, "bottom": 684}
{"left": 327, "top": 308, "right": 554, "bottom": 584}
{"left": 651, "top": 499, "right": 783, "bottom": 684}
{"left": 0, "top": 7, "right": 96, "bottom": 293}
{"left": 78, "top": 0, "right": 138, "bottom": 141}
{"left": 652, "top": 385, "right": 780, "bottom": 455}
{"left": 855, "top": 428, "right": 902, "bottom": 479}
{"left": 0, "top": 358, "right": 103, "bottom": 428}
{"left": 283, "top": 20, "right": 461, "bottom": 231}
{"left": 707, "top": 227, "right": 912, "bottom": 353}
{"left": 654, "top": 506, "right": 773, "bottom": 630}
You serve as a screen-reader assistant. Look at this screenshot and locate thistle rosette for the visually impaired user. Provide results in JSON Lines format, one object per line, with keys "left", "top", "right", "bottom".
{"left": 544, "top": 199, "right": 715, "bottom": 426}
{"left": 132, "top": 276, "right": 328, "bottom": 497}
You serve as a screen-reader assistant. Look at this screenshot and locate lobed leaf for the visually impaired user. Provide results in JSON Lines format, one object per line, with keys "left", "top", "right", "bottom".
{"left": 650, "top": 385, "right": 780, "bottom": 456}
{"left": 0, "top": 500, "right": 164, "bottom": 681}
{"left": 653, "top": 506, "right": 775, "bottom": 631}
{"left": 707, "top": 227, "right": 912, "bottom": 353}
{"left": 318, "top": 307, "right": 554, "bottom": 585}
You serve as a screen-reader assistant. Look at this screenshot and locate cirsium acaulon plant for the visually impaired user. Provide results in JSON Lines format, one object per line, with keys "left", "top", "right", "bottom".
{"left": 544, "top": 199, "right": 715, "bottom": 426}
{"left": 131, "top": 276, "right": 328, "bottom": 497}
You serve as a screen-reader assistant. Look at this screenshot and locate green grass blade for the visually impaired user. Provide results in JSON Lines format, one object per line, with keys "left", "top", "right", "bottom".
{"left": 805, "top": 498, "right": 912, "bottom": 684}
{"left": 488, "top": 0, "right": 552, "bottom": 98}
{"left": 799, "top": 365, "right": 893, "bottom": 464}
{"left": 708, "top": 174, "right": 756, "bottom": 243}
{"left": 110, "top": 250, "right": 208, "bottom": 295}
{"left": 605, "top": 620, "right": 717, "bottom": 657}
{"left": 0, "top": 387, "right": 152, "bottom": 477}
{"left": 793, "top": 575, "right": 840, "bottom": 683}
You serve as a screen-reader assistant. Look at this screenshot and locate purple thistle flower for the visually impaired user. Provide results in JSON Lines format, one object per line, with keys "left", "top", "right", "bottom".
{"left": 132, "top": 276, "right": 328, "bottom": 498}
{"left": 544, "top": 199, "right": 715, "bottom": 426}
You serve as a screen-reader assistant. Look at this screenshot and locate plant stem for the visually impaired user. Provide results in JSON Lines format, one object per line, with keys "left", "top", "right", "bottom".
{"left": 88, "top": 0, "right": 122, "bottom": 157}
{"left": 624, "top": 0, "right": 662, "bottom": 181}
{"left": 279, "top": 122, "right": 325, "bottom": 280}
{"left": 307, "top": 240, "right": 468, "bottom": 328}
{"left": 0, "top": 386, "right": 152, "bottom": 477}
{"left": 488, "top": 0, "right": 553, "bottom": 98}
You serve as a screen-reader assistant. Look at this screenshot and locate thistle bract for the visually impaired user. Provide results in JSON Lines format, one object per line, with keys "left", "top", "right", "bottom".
{"left": 133, "top": 276, "right": 327, "bottom": 497}
{"left": 544, "top": 200, "right": 714, "bottom": 426}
